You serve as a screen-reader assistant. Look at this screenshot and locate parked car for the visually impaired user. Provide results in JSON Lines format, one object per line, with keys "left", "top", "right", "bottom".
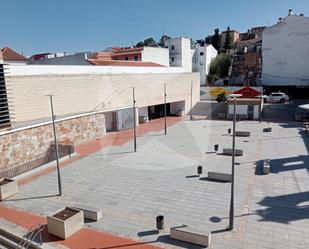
{"left": 295, "top": 104, "right": 309, "bottom": 121}
{"left": 265, "top": 92, "right": 289, "bottom": 103}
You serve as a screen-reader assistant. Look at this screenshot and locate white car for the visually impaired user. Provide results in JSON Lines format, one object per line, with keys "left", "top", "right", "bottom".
{"left": 265, "top": 92, "right": 289, "bottom": 103}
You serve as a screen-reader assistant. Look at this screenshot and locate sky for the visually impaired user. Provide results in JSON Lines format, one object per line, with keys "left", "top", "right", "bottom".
{"left": 1, "top": 0, "right": 309, "bottom": 56}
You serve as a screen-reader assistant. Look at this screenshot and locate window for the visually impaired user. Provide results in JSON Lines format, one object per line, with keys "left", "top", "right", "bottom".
{"left": 171, "top": 45, "right": 175, "bottom": 50}
{"left": 171, "top": 57, "right": 174, "bottom": 62}
{"left": 200, "top": 52, "right": 204, "bottom": 56}
{"left": 134, "top": 56, "right": 138, "bottom": 61}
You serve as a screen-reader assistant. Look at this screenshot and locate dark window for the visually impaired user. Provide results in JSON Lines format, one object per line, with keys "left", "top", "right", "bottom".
{"left": 200, "top": 52, "right": 204, "bottom": 56}
{"left": 134, "top": 56, "right": 138, "bottom": 61}
{"left": 171, "top": 45, "right": 175, "bottom": 50}
{"left": 171, "top": 57, "right": 174, "bottom": 62}
{"left": 125, "top": 57, "right": 129, "bottom": 61}
{"left": 0, "top": 64, "right": 10, "bottom": 129}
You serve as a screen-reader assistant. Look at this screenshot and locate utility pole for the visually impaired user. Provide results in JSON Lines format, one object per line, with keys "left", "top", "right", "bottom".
{"left": 164, "top": 83, "right": 167, "bottom": 135}
{"left": 190, "top": 81, "right": 193, "bottom": 120}
{"left": 259, "top": 93, "right": 263, "bottom": 123}
{"left": 228, "top": 94, "right": 241, "bottom": 230}
{"left": 132, "top": 88, "right": 137, "bottom": 152}
{"left": 47, "top": 95, "right": 62, "bottom": 196}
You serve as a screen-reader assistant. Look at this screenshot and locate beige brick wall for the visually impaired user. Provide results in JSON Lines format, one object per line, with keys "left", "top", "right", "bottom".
{"left": 0, "top": 113, "right": 106, "bottom": 178}
{"left": 7, "top": 72, "right": 200, "bottom": 124}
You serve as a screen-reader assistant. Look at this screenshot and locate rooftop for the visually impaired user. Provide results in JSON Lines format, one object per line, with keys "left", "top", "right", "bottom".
{"left": 1, "top": 47, "right": 27, "bottom": 62}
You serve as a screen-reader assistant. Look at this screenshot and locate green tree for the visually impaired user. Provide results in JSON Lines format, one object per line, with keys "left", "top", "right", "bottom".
{"left": 158, "top": 35, "right": 171, "bottom": 46}
{"left": 205, "top": 35, "right": 212, "bottom": 45}
{"left": 208, "top": 54, "right": 232, "bottom": 82}
{"left": 223, "top": 26, "right": 232, "bottom": 51}
{"left": 136, "top": 37, "right": 157, "bottom": 47}
{"left": 211, "top": 28, "right": 221, "bottom": 51}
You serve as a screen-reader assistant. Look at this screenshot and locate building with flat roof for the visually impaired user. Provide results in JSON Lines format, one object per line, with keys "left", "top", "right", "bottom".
{"left": 192, "top": 42, "right": 217, "bottom": 86}
{"left": 164, "top": 37, "right": 193, "bottom": 72}
{"left": 2, "top": 64, "right": 199, "bottom": 130}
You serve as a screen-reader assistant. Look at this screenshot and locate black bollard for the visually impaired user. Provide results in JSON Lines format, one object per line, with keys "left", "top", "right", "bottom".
{"left": 214, "top": 144, "right": 219, "bottom": 152}
{"left": 156, "top": 215, "right": 164, "bottom": 230}
{"left": 197, "top": 165, "right": 203, "bottom": 175}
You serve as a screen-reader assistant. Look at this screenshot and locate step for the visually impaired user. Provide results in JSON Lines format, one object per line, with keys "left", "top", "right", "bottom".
{"left": 0, "top": 219, "right": 44, "bottom": 249}
{"left": 69, "top": 204, "right": 102, "bottom": 221}
{"left": 0, "top": 233, "right": 19, "bottom": 249}
{"left": 208, "top": 172, "right": 232, "bottom": 182}
{"left": 170, "top": 225, "right": 211, "bottom": 247}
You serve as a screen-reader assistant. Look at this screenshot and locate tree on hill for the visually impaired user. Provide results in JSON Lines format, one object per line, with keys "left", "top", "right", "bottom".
{"left": 208, "top": 54, "right": 232, "bottom": 83}
{"left": 211, "top": 28, "right": 221, "bottom": 51}
{"left": 223, "top": 26, "right": 232, "bottom": 51}
{"left": 136, "top": 37, "right": 157, "bottom": 47}
{"left": 158, "top": 35, "right": 171, "bottom": 46}
{"left": 205, "top": 35, "right": 212, "bottom": 45}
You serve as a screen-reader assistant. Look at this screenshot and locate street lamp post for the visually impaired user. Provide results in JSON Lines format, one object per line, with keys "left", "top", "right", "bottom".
{"left": 47, "top": 95, "right": 62, "bottom": 196}
{"left": 190, "top": 81, "right": 193, "bottom": 121}
{"left": 164, "top": 83, "right": 167, "bottom": 135}
{"left": 228, "top": 94, "right": 242, "bottom": 230}
{"left": 132, "top": 87, "right": 137, "bottom": 152}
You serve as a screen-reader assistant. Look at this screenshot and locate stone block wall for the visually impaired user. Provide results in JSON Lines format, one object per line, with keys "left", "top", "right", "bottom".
{"left": 0, "top": 113, "right": 106, "bottom": 178}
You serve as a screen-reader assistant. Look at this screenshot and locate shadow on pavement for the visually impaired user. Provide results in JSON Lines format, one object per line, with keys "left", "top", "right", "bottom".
{"left": 257, "top": 191, "right": 309, "bottom": 224}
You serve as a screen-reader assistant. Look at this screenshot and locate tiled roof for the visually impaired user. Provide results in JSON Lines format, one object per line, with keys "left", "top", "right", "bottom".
{"left": 1, "top": 47, "right": 27, "bottom": 61}
{"left": 87, "top": 59, "right": 165, "bottom": 67}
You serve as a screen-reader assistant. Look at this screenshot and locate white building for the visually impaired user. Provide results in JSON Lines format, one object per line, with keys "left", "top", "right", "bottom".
{"left": 192, "top": 43, "right": 217, "bottom": 86}
{"left": 164, "top": 37, "right": 192, "bottom": 72}
{"left": 262, "top": 11, "right": 309, "bottom": 87}
{"left": 141, "top": 47, "right": 169, "bottom": 67}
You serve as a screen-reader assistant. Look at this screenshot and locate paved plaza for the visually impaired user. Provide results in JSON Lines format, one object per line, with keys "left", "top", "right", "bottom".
{"left": 1, "top": 117, "right": 309, "bottom": 249}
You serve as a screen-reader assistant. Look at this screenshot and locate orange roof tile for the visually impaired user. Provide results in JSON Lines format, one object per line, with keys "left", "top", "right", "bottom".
{"left": 87, "top": 59, "right": 165, "bottom": 67}
{"left": 1, "top": 47, "right": 27, "bottom": 61}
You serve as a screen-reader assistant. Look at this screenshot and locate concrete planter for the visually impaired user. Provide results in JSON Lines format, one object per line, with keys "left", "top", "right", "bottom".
{"left": 223, "top": 148, "right": 243, "bottom": 156}
{"left": 0, "top": 178, "right": 18, "bottom": 201}
{"left": 47, "top": 207, "right": 84, "bottom": 239}
{"left": 176, "top": 110, "right": 185, "bottom": 117}
{"left": 235, "top": 131, "right": 251, "bottom": 137}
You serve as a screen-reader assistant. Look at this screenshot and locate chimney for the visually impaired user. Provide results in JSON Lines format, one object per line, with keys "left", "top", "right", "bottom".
{"left": 288, "top": 9, "right": 293, "bottom": 16}
{"left": 278, "top": 17, "right": 283, "bottom": 23}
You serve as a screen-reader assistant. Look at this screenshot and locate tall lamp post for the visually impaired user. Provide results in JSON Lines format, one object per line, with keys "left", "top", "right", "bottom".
{"left": 132, "top": 87, "right": 137, "bottom": 152}
{"left": 227, "top": 93, "right": 242, "bottom": 230}
{"left": 47, "top": 95, "right": 62, "bottom": 196}
{"left": 164, "top": 83, "right": 167, "bottom": 135}
{"left": 190, "top": 81, "right": 193, "bottom": 121}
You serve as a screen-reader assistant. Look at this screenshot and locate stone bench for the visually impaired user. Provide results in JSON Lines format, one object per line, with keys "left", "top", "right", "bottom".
{"left": 222, "top": 148, "right": 243, "bottom": 156}
{"left": 70, "top": 204, "right": 102, "bottom": 221}
{"left": 170, "top": 225, "right": 211, "bottom": 247}
{"left": 235, "top": 131, "right": 250, "bottom": 137}
{"left": 263, "top": 159, "right": 271, "bottom": 174}
{"left": 208, "top": 172, "right": 232, "bottom": 182}
{"left": 263, "top": 127, "right": 272, "bottom": 132}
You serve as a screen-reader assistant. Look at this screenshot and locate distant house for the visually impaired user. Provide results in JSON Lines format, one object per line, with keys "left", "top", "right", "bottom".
{"left": 192, "top": 41, "right": 217, "bottom": 86}
{"left": 262, "top": 10, "right": 309, "bottom": 90}
{"left": 29, "top": 46, "right": 169, "bottom": 67}
{"left": 29, "top": 52, "right": 92, "bottom": 65}
{"left": 164, "top": 37, "right": 193, "bottom": 72}
{"left": 1, "top": 47, "right": 28, "bottom": 65}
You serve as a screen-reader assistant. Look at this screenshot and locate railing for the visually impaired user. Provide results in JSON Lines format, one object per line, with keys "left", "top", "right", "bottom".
{"left": 16, "top": 223, "right": 44, "bottom": 249}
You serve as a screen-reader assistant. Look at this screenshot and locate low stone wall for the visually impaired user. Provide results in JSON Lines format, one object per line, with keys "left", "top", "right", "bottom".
{"left": 0, "top": 113, "right": 106, "bottom": 178}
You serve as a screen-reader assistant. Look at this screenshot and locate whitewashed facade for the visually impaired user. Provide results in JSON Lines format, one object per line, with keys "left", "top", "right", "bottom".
{"left": 192, "top": 44, "right": 217, "bottom": 86}
{"left": 164, "top": 37, "right": 192, "bottom": 72}
{"left": 262, "top": 14, "right": 309, "bottom": 87}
